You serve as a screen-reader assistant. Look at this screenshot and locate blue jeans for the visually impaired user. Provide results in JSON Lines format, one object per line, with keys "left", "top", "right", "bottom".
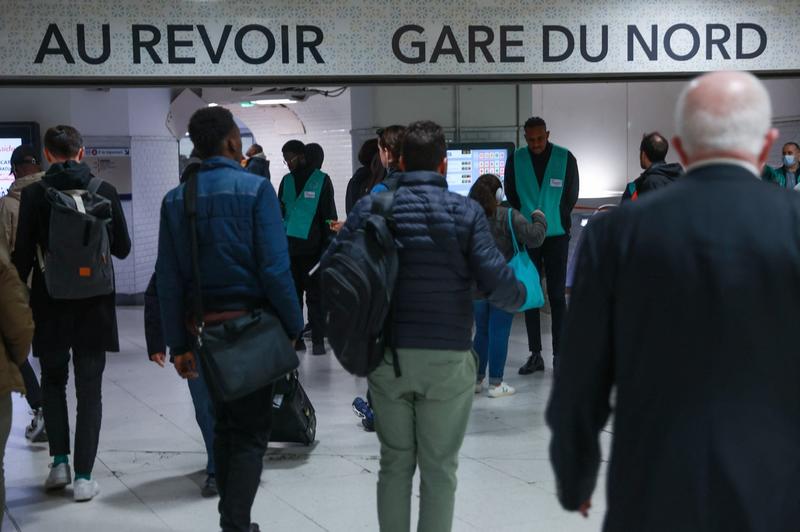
{"left": 187, "top": 359, "right": 216, "bottom": 476}
{"left": 473, "top": 301, "right": 515, "bottom": 385}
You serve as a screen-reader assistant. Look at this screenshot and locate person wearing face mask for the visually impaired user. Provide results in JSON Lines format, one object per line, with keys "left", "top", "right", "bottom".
{"left": 504, "top": 117, "right": 580, "bottom": 376}
{"left": 621, "top": 132, "right": 684, "bottom": 202}
{"left": 765, "top": 142, "right": 800, "bottom": 190}
{"left": 469, "top": 174, "right": 547, "bottom": 397}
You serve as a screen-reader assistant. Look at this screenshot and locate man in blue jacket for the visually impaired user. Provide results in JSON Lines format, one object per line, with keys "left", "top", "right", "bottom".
{"left": 326, "top": 121, "right": 525, "bottom": 532}
{"left": 156, "top": 107, "right": 302, "bottom": 532}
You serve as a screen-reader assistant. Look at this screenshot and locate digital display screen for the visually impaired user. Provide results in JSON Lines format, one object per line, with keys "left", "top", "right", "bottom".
{"left": 446, "top": 143, "right": 514, "bottom": 197}
{"left": 0, "top": 122, "right": 40, "bottom": 198}
{"left": 0, "top": 138, "right": 23, "bottom": 198}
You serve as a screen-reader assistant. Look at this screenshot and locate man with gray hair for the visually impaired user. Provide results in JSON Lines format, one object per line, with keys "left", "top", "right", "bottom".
{"left": 547, "top": 71, "right": 800, "bottom": 531}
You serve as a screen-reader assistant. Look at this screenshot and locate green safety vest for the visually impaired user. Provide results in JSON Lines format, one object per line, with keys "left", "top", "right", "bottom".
{"left": 281, "top": 169, "right": 325, "bottom": 240}
{"left": 514, "top": 145, "right": 568, "bottom": 237}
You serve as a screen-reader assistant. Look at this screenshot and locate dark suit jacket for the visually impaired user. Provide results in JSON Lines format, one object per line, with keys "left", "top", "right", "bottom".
{"left": 547, "top": 163, "right": 800, "bottom": 532}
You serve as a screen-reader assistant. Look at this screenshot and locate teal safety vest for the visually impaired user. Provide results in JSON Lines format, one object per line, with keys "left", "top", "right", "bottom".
{"left": 281, "top": 169, "right": 325, "bottom": 240}
{"left": 514, "top": 145, "right": 568, "bottom": 237}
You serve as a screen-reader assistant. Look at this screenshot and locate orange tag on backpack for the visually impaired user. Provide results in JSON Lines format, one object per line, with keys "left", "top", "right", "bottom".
{"left": 79, "top": 267, "right": 92, "bottom": 277}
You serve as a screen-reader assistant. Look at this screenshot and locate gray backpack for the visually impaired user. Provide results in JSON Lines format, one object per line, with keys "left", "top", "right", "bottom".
{"left": 38, "top": 177, "right": 115, "bottom": 299}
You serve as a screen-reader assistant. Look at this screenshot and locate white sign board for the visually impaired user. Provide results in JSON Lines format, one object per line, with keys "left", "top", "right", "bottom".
{"left": 0, "top": 0, "right": 794, "bottom": 83}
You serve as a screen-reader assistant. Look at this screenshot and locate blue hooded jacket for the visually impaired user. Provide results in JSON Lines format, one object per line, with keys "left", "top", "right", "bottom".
{"left": 156, "top": 156, "right": 302, "bottom": 353}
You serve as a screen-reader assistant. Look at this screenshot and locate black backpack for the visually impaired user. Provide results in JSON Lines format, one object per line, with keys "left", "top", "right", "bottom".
{"left": 321, "top": 192, "right": 400, "bottom": 377}
{"left": 38, "top": 177, "right": 115, "bottom": 300}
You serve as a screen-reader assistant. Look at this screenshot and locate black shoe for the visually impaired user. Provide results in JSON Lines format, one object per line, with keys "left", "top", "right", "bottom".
{"left": 518, "top": 352, "right": 545, "bottom": 375}
{"left": 201, "top": 474, "right": 218, "bottom": 498}
{"left": 295, "top": 338, "right": 307, "bottom": 351}
{"left": 249, "top": 524, "right": 261, "bottom": 532}
{"left": 312, "top": 343, "right": 326, "bottom": 355}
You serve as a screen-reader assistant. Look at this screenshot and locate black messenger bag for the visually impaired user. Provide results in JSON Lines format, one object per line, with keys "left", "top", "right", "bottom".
{"left": 184, "top": 172, "right": 299, "bottom": 402}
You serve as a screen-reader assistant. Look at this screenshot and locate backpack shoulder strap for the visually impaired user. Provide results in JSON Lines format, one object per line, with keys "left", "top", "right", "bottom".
{"left": 371, "top": 191, "right": 395, "bottom": 219}
{"left": 87, "top": 177, "right": 104, "bottom": 194}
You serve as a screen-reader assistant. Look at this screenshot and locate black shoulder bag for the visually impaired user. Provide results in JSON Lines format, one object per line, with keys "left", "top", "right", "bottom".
{"left": 185, "top": 172, "right": 299, "bottom": 402}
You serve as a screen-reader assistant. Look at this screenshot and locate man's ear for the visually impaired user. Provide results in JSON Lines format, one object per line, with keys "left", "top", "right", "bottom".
{"left": 437, "top": 157, "right": 448, "bottom": 176}
{"left": 44, "top": 147, "right": 56, "bottom": 164}
{"left": 545, "top": 131, "right": 550, "bottom": 142}
{"left": 758, "top": 128, "right": 780, "bottom": 170}
{"left": 75, "top": 147, "right": 85, "bottom": 162}
{"left": 672, "top": 137, "right": 689, "bottom": 167}
{"left": 399, "top": 155, "right": 407, "bottom": 172}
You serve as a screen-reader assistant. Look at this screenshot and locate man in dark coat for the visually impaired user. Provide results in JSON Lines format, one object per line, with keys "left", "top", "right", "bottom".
{"left": 621, "top": 132, "right": 683, "bottom": 202}
{"left": 547, "top": 71, "right": 800, "bottom": 532}
{"left": 13, "top": 125, "right": 130, "bottom": 502}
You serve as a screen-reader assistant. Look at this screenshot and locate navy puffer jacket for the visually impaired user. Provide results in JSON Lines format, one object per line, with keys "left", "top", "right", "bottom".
{"left": 157, "top": 157, "right": 303, "bottom": 353}
{"left": 325, "top": 170, "right": 525, "bottom": 351}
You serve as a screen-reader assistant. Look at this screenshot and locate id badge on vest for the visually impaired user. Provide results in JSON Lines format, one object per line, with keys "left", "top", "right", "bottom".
{"left": 550, "top": 178, "right": 563, "bottom": 188}
{"left": 304, "top": 191, "right": 316, "bottom": 199}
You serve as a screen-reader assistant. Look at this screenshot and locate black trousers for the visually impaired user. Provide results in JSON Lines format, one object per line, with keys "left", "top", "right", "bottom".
{"left": 20, "top": 358, "right": 42, "bottom": 411}
{"left": 290, "top": 254, "right": 324, "bottom": 344}
{"left": 213, "top": 384, "right": 275, "bottom": 532}
{"left": 40, "top": 348, "right": 106, "bottom": 474}
{"left": 525, "top": 234, "right": 570, "bottom": 358}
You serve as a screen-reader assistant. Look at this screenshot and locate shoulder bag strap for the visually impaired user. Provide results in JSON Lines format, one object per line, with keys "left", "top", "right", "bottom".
{"left": 87, "top": 177, "right": 104, "bottom": 195}
{"left": 184, "top": 172, "right": 206, "bottom": 340}
{"left": 507, "top": 208, "right": 521, "bottom": 256}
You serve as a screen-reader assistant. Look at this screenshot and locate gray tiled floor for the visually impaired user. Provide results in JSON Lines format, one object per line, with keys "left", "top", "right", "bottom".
{"left": 4, "top": 307, "right": 609, "bottom": 531}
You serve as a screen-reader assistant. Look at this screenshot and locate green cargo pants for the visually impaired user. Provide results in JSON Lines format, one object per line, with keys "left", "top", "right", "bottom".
{"left": 368, "top": 348, "right": 476, "bottom": 532}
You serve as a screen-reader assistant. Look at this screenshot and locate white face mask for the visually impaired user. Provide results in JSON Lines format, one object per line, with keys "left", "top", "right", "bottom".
{"left": 495, "top": 187, "right": 505, "bottom": 203}
{"left": 784, "top": 154, "right": 796, "bottom": 167}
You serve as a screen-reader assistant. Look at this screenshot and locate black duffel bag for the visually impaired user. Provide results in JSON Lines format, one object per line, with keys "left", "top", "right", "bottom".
{"left": 185, "top": 171, "right": 299, "bottom": 402}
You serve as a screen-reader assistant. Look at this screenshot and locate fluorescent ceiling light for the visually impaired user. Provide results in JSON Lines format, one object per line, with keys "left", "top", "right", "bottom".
{"left": 207, "top": 102, "right": 218, "bottom": 107}
{"left": 252, "top": 99, "right": 298, "bottom": 105}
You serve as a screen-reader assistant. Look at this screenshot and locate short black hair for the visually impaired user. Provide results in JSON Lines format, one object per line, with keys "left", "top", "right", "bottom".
{"left": 640, "top": 132, "right": 669, "bottom": 163}
{"left": 783, "top": 141, "right": 800, "bottom": 151}
{"left": 524, "top": 117, "right": 547, "bottom": 131}
{"left": 282, "top": 139, "right": 305, "bottom": 156}
{"left": 250, "top": 143, "right": 263, "bottom": 154}
{"left": 306, "top": 143, "right": 324, "bottom": 169}
{"left": 44, "top": 125, "right": 83, "bottom": 159}
{"left": 358, "top": 138, "right": 379, "bottom": 167}
{"left": 188, "top": 107, "right": 238, "bottom": 159}
{"left": 401, "top": 121, "right": 447, "bottom": 172}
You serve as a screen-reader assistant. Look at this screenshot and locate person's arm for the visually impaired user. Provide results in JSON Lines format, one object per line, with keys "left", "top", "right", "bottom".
{"left": 0, "top": 235, "right": 34, "bottom": 367}
{"left": 0, "top": 199, "right": 14, "bottom": 251}
{"left": 253, "top": 181, "right": 304, "bottom": 339}
{"left": 466, "top": 205, "right": 526, "bottom": 312}
{"left": 11, "top": 185, "right": 38, "bottom": 283}
{"left": 277, "top": 177, "right": 286, "bottom": 217}
{"left": 546, "top": 213, "right": 615, "bottom": 512}
{"left": 512, "top": 208, "right": 547, "bottom": 250}
{"left": 504, "top": 155, "right": 521, "bottom": 210}
{"left": 106, "top": 184, "right": 132, "bottom": 260}
{"left": 155, "top": 198, "right": 191, "bottom": 355}
{"left": 321, "top": 195, "right": 370, "bottom": 267}
{"left": 564, "top": 152, "right": 580, "bottom": 213}
{"left": 318, "top": 176, "right": 338, "bottom": 248}
{"left": 144, "top": 272, "right": 166, "bottom": 361}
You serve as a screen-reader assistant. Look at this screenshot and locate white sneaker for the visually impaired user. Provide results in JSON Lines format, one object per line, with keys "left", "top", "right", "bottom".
{"left": 475, "top": 381, "right": 484, "bottom": 394}
{"left": 488, "top": 382, "right": 516, "bottom": 398}
{"left": 44, "top": 463, "right": 72, "bottom": 491}
{"left": 73, "top": 479, "right": 100, "bottom": 502}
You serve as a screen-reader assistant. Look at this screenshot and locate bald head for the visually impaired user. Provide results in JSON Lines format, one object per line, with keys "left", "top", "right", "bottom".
{"left": 674, "top": 71, "right": 777, "bottom": 168}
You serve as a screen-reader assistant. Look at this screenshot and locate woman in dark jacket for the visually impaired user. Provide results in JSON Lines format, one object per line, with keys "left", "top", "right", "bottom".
{"left": 469, "top": 174, "right": 547, "bottom": 398}
{"left": 345, "top": 139, "right": 379, "bottom": 214}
